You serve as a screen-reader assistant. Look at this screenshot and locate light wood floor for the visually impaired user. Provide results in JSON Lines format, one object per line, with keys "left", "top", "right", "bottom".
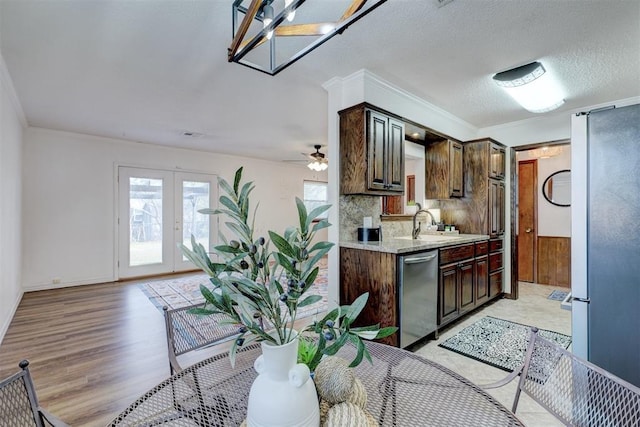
{"left": 0, "top": 276, "right": 215, "bottom": 426}
{"left": 0, "top": 275, "right": 318, "bottom": 426}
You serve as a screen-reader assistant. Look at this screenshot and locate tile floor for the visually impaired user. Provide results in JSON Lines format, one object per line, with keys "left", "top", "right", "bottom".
{"left": 413, "top": 282, "right": 572, "bottom": 427}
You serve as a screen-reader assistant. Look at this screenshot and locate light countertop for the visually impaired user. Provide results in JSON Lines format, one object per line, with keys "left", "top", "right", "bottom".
{"left": 339, "top": 233, "right": 490, "bottom": 254}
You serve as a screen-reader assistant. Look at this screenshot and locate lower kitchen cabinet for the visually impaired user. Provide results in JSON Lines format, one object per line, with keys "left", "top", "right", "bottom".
{"left": 438, "top": 256, "right": 474, "bottom": 325}
{"left": 340, "top": 239, "right": 496, "bottom": 347}
{"left": 475, "top": 255, "right": 489, "bottom": 304}
{"left": 459, "top": 260, "right": 475, "bottom": 313}
{"left": 489, "top": 270, "right": 503, "bottom": 298}
{"left": 439, "top": 264, "right": 459, "bottom": 325}
{"left": 489, "top": 237, "right": 504, "bottom": 298}
{"left": 339, "top": 247, "right": 398, "bottom": 347}
{"left": 438, "top": 241, "right": 492, "bottom": 328}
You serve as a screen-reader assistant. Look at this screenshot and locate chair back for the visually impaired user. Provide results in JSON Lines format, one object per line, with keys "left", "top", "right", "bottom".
{"left": 514, "top": 328, "right": 640, "bottom": 426}
{"left": 163, "top": 303, "right": 239, "bottom": 374}
{"left": 0, "top": 360, "right": 47, "bottom": 427}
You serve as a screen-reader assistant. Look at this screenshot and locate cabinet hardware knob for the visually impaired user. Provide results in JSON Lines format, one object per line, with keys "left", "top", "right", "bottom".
{"left": 525, "top": 228, "right": 532, "bottom": 233}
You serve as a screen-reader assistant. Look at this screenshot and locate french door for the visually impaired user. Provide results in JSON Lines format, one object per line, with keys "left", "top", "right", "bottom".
{"left": 118, "top": 167, "right": 217, "bottom": 278}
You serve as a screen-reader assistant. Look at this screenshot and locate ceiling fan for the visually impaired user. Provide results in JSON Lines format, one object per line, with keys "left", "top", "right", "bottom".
{"left": 283, "top": 145, "right": 329, "bottom": 171}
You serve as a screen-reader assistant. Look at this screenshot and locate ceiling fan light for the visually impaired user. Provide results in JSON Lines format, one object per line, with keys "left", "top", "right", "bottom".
{"left": 493, "top": 61, "right": 565, "bottom": 113}
{"left": 307, "top": 161, "right": 328, "bottom": 171}
{"left": 307, "top": 144, "right": 328, "bottom": 171}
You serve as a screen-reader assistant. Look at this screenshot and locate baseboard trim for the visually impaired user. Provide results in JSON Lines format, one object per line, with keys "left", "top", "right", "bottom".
{"left": 0, "top": 290, "right": 24, "bottom": 346}
{"left": 22, "top": 275, "right": 115, "bottom": 292}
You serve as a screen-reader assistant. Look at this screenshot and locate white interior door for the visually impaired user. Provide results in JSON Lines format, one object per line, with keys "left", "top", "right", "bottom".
{"left": 118, "top": 167, "right": 217, "bottom": 278}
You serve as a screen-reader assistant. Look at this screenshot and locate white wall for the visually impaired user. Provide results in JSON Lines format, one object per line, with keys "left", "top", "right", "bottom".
{"left": 22, "top": 127, "right": 327, "bottom": 290}
{"left": 517, "top": 146, "right": 571, "bottom": 237}
{"left": 480, "top": 96, "right": 639, "bottom": 295}
{"left": 0, "top": 53, "right": 26, "bottom": 343}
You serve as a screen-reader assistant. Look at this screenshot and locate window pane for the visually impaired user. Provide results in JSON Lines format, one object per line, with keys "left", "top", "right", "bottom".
{"left": 303, "top": 181, "right": 328, "bottom": 219}
{"left": 183, "top": 181, "right": 210, "bottom": 255}
{"left": 129, "top": 177, "right": 163, "bottom": 266}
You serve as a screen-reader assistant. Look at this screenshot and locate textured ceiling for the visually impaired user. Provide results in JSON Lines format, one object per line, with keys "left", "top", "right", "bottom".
{"left": 1, "top": 0, "right": 639, "bottom": 162}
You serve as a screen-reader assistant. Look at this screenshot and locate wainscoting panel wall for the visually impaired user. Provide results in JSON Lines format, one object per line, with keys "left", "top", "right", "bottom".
{"left": 537, "top": 236, "right": 571, "bottom": 287}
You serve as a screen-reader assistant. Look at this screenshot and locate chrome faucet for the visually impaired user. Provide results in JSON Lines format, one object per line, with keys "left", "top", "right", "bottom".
{"left": 412, "top": 203, "right": 435, "bottom": 239}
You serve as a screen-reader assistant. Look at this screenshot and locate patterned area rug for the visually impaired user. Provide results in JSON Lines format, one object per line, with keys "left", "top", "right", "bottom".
{"left": 139, "top": 257, "right": 328, "bottom": 322}
{"left": 547, "top": 290, "right": 569, "bottom": 301}
{"left": 438, "top": 316, "right": 572, "bottom": 372}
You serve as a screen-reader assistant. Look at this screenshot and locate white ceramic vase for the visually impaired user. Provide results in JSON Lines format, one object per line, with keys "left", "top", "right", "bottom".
{"left": 246, "top": 331, "right": 320, "bottom": 427}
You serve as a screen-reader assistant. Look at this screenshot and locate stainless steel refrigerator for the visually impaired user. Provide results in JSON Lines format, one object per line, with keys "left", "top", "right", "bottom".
{"left": 571, "top": 103, "right": 640, "bottom": 388}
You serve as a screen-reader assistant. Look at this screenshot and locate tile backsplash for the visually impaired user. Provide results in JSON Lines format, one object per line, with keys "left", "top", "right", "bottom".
{"left": 339, "top": 195, "right": 382, "bottom": 240}
{"left": 339, "top": 195, "right": 438, "bottom": 240}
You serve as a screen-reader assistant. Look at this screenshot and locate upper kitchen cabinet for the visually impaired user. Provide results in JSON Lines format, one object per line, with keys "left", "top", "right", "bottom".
{"left": 489, "top": 143, "right": 506, "bottom": 179}
{"left": 340, "top": 103, "right": 405, "bottom": 195}
{"left": 445, "top": 138, "right": 506, "bottom": 238}
{"left": 425, "top": 139, "right": 464, "bottom": 199}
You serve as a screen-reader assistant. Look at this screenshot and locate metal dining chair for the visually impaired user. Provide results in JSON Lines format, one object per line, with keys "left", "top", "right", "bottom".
{"left": 0, "top": 360, "right": 69, "bottom": 427}
{"left": 163, "top": 303, "right": 240, "bottom": 374}
{"left": 483, "top": 327, "right": 640, "bottom": 426}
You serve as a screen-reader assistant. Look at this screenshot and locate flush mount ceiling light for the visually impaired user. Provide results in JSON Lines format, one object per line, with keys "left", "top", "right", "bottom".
{"left": 229, "top": 0, "right": 388, "bottom": 75}
{"left": 307, "top": 145, "right": 328, "bottom": 171}
{"left": 493, "top": 61, "right": 565, "bottom": 113}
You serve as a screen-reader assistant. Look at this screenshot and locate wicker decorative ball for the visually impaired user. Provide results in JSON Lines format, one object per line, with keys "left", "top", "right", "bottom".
{"left": 319, "top": 398, "right": 332, "bottom": 425}
{"left": 324, "top": 402, "right": 376, "bottom": 427}
{"left": 346, "top": 377, "right": 367, "bottom": 409}
{"left": 314, "top": 356, "right": 355, "bottom": 404}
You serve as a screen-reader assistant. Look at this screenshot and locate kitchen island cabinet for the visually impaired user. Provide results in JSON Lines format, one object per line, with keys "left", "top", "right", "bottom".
{"left": 339, "top": 234, "right": 489, "bottom": 347}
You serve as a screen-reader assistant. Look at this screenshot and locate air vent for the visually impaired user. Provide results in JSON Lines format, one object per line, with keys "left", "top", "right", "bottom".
{"left": 181, "top": 131, "right": 203, "bottom": 138}
{"left": 435, "top": 0, "right": 454, "bottom": 8}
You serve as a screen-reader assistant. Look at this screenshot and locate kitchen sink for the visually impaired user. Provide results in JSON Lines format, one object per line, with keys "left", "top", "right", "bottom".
{"left": 393, "top": 234, "right": 461, "bottom": 241}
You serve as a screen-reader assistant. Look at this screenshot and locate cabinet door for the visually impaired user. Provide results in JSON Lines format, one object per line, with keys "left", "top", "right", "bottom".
{"left": 475, "top": 255, "right": 489, "bottom": 304}
{"left": 450, "top": 141, "right": 464, "bottom": 197}
{"left": 459, "top": 259, "right": 475, "bottom": 312}
{"left": 489, "top": 269, "right": 503, "bottom": 298}
{"left": 488, "top": 179, "right": 501, "bottom": 238}
{"left": 367, "top": 110, "right": 388, "bottom": 191}
{"left": 498, "top": 181, "right": 505, "bottom": 235}
{"left": 490, "top": 143, "right": 505, "bottom": 179}
{"left": 387, "top": 118, "right": 405, "bottom": 191}
{"left": 439, "top": 264, "right": 459, "bottom": 325}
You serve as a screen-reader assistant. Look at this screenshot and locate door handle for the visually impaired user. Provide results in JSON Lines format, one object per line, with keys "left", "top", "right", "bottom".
{"left": 525, "top": 228, "right": 533, "bottom": 233}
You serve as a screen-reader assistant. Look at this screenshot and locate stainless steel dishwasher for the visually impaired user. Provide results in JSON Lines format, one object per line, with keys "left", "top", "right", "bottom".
{"left": 398, "top": 250, "right": 438, "bottom": 348}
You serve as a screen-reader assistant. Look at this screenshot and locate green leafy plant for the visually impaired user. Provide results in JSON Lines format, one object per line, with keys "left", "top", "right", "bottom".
{"left": 180, "top": 167, "right": 396, "bottom": 368}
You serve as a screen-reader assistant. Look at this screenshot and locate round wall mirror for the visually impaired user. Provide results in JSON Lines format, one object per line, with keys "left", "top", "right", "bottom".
{"left": 542, "top": 169, "right": 571, "bottom": 207}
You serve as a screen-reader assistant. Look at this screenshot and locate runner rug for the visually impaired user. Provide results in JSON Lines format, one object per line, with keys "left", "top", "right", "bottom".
{"left": 139, "top": 257, "right": 328, "bottom": 322}
{"left": 438, "top": 316, "right": 572, "bottom": 372}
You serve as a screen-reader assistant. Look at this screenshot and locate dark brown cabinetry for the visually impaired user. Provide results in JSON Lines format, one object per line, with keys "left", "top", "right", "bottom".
{"left": 437, "top": 241, "right": 488, "bottom": 327}
{"left": 489, "top": 239, "right": 504, "bottom": 298}
{"left": 475, "top": 242, "right": 489, "bottom": 305}
{"left": 426, "top": 139, "right": 464, "bottom": 199}
{"left": 489, "top": 179, "right": 505, "bottom": 238}
{"left": 339, "top": 103, "right": 405, "bottom": 195}
{"left": 443, "top": 138, "right": 506, "bottom": 300}
{"left": 489, "top": 143, "right": 506, "bottom": 179}
{"left": 339, "top": 247, "right": 399, "bottom": 347}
